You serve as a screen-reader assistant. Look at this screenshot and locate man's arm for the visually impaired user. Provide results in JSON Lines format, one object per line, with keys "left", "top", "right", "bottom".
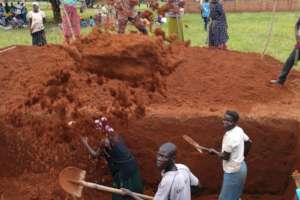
{"left": 244, "top": 139, "right": 252, "bottom": 157}
{"left": 219, "top": 151, "right": 230, "bottom": 161}
{"left": 42, "top": 11, "right": 46, "bottom": 24}
{"left": 208, "top": 148, "right": 230, "bottom": 161}
{"left": 189, "top": 170, "right": 204, "bottom": 196}
{"left": 28, "top": 18, "right": 32, "bottom": 33}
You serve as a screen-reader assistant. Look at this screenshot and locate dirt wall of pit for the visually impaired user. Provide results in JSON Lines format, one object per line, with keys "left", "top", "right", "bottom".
{"left": 0, "top": 114, "right": 298, "bottom": 200}
{"left": 125, "top": 116, "right": 300, "bottom": 195}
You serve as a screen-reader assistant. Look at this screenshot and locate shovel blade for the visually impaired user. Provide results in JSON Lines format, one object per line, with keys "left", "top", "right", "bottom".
{"left": 59, "top": 167, "right": 87, "bottom": 198}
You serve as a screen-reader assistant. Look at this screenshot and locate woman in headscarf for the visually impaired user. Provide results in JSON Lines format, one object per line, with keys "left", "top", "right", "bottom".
{"left": 208, "top": 0, "right": 228, "bottom": 49}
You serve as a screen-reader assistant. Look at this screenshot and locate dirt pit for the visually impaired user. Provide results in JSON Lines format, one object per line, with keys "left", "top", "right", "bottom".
{"left": 0, "top": 115, "right": 299, "bottom": 200}
{"left": 0, "top": 32, "right": 300, "bottom": 200}
{"left": 126, "top": 116, "right": 300, "bottom": 199}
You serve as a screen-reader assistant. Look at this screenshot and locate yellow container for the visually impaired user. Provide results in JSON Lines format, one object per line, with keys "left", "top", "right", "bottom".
{"left": 167, "top": 16, "right": 184, "bottom": 41}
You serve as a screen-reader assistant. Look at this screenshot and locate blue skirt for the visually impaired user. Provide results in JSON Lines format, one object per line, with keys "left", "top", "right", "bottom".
{"left": 219, "top": 161, "right": 247, "bottom": 200}
{"left": 32, "top": 30, "right": 47, "bottom": 46}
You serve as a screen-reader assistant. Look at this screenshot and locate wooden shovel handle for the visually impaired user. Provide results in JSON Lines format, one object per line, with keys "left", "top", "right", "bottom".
{"left": 182, "top": 135, "right": 210, "bottom": 152}
{"left": 79, "top": 181, "right": 153, "bottom": 200}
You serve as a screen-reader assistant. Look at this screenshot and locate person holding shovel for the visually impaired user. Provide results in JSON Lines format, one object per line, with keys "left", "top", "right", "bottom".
{"left": 200, "top": 0, "right": 210, "bottom": 31}
{"left": 62, "top": 0, "right": 81, "bottom": 44}
{"left": 122, "top": 142, "right": 202, "bottom": 200}
{"left": 270, "top": 17, "right": 300, "bottom": 85}
{"left": 208, "top": 110, "right": 252, "bottom": 200}
{"left": 80, "top": 117, "right": 144, "bottom": 200}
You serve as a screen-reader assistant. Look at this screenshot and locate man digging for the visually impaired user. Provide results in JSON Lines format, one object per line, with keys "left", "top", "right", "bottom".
{"left": 122, "top": 142, "right": 202, "bottom": 200}
{"left": 208, "top": 110, "right": 252, "bottom": 200}
{"left": 80, "top": 117, "right": 144, "bottom": 200}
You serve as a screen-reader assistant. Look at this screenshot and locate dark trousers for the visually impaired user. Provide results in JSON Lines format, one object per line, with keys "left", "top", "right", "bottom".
{"left": 203, "top": 16, "right": 209, "bottom": 31}
{"left": 278, "top": 48, "right": 300, "bottom": 83}
{"left": 32, "top": 30, "right": 47, "bottom": 46}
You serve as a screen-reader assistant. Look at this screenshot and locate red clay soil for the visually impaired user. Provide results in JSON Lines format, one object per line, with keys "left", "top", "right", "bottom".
{"left": 0, "top": 32, "right": 300, "bottom": 200}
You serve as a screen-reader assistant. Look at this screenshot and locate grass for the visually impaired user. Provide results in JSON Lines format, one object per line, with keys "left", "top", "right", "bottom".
{"left": 0, "top": 2, "right": 97, "bottom": 46}
{"left": 177, "top": 12, "right": 299, "bottom": 62}
{"left": 0, "top": 2, "right": 299, "bottom": 62}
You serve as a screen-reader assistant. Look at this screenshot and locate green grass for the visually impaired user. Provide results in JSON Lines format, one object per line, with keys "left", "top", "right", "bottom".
{"left": 0, "top": 2, "right": 97, "bottom": 46}
{"left": 176, "top": 12, "right": 299, "bottom": 62}
{"left": 0, "top": 2, "right": 299, "bottom": 62}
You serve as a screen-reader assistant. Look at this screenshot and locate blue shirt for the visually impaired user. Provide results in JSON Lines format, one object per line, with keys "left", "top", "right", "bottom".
{"left": 0, "top": 7, "right": 5, "bottom": 16}
{"left": 201, "top": 2, "right": 210, "bottom": 17}
{"left": 63, "top": 0, "right": 77, "bottom": 6}
{"left": 296, "top": 188, "right": 300, "bottom": 200}
{"left": 89, "top": 18, "right": 95, "bottom": 26}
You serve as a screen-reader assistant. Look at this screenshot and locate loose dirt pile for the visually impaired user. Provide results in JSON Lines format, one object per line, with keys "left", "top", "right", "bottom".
{"left": 0, "top": 32, "right": 300, "bottom": 200}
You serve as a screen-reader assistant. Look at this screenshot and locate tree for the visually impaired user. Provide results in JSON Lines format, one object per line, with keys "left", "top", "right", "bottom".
{"left": 49, "top": 0, "right": 62, "bottom": 23}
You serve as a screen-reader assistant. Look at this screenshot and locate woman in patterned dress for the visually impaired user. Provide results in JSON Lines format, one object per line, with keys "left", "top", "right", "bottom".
{"left": 209, "top": 0, "right": 228, "bottom": 49}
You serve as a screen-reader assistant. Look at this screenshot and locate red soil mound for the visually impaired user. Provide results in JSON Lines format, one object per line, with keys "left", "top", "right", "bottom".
{"left": 0, "top": 33, "right": 300, "bottom": 200}
{"left": 160, "top": 47, "right": 297, "bottom": 110}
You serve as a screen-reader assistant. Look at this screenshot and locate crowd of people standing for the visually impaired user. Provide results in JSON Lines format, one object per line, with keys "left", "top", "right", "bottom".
{"left": 0, "top": 1, "right": 27, "bottom": 28}
{"left": 1, "top": 0, "right": 229, "bottom": 48}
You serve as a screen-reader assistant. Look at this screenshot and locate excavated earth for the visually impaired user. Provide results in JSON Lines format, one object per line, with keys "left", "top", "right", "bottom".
{"left": 0, "top": 32, "right": 300, "bottom": 200}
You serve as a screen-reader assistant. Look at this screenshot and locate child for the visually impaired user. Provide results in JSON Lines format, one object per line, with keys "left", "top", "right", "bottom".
{"left": 89, "top": 15, "right": 95, "bottom": 27}
{"left": 201, "top": 0, "right": 210, "bottom": 31}
{"left": 80, "top": 16, "right": 87, "bottom": 27}
{"left": 27, "top": 2, "right": 47, "bottom": 46}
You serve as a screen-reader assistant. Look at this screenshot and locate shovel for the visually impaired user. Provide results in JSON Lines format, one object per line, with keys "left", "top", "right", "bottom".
{"left": 182, "top": 135, "right": 210, "bottom": 153}
{"left": 61, "top": 3, "right": 76, "bottom": 42}
{"left": 59, "top": 167, "right": 154, "bottom": 199}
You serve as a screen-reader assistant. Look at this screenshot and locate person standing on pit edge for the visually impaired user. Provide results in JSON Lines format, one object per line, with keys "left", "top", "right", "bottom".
{"left": 62, "top": 0, "right": 81, "bottom": 44}
{"left": 200, "top": 0, "right": 210, "bottom": 31}
{"left": 114, "top": 0, "right": 148, "bottom": 34}
{"left": 27, "top": 2, "right": 47, "bottom": 46}
{"left": 270, "top": 17, "right": 300, "bottom": 85}
{"left": 165, "top": 0, "right": 185, "bottom": 41}
{"left": 208, "top": 0, "right": 228, "bottom": 49}
{"left": 208, "top": 110, "right": 252, "bottom": 200}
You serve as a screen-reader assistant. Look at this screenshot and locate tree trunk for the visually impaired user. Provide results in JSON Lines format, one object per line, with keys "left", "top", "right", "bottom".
{"left": 50, "top": 0, "right": 62, "bottom": 23}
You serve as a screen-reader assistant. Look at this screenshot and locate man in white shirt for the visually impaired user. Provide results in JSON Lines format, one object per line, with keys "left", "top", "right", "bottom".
{"left": 122, "top": 142, "right": 202, "bottom": 200}
{"left": 208, "top": 110, "right": 252, "bottom": 200}
{"left": 27, "top": 2, "right": 47, "bottom": 46}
